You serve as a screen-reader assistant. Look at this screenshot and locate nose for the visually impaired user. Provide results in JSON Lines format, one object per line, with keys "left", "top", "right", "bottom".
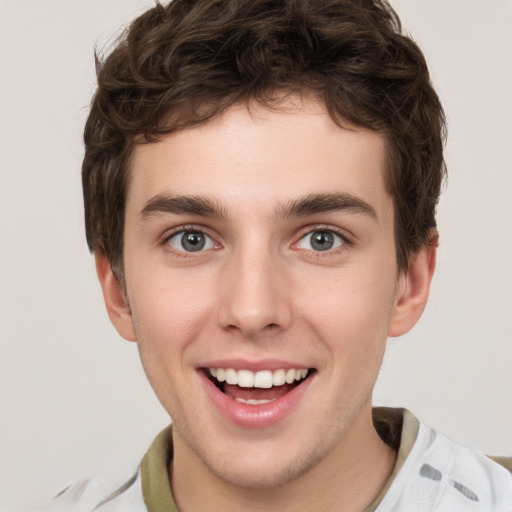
{"left": 216, "top": 246, "right": 292, "bottom": 339}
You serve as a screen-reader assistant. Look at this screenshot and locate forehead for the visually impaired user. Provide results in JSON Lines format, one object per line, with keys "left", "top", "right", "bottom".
{"left": 127, "top": 98, "right": 390, "bottom": 218}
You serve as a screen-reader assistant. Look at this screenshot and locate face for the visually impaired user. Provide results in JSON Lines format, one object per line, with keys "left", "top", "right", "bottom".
{"left": 104, "top": 98, "right": 426, "bottom": 489}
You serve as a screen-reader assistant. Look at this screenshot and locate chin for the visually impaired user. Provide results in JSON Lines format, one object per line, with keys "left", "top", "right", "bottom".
{"left": 198, "top": 436, "right": 330, "bottom": 490}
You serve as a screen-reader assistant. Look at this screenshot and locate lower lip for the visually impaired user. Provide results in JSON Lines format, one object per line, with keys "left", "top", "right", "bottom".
{"left": 199, "top": 371, "right": 315, "bottom": 429}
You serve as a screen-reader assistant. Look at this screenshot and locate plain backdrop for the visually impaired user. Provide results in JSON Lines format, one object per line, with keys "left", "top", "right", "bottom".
{"left": 1, "top": 1, "right": 511, "bottom": 511}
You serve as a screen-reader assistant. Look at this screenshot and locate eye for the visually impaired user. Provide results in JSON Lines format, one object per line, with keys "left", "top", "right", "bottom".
{"left": 297, "top": 229, "right": 346, "bottom": 252}
{"left": 167, "top": 230, "right": 215, "bottom": 253}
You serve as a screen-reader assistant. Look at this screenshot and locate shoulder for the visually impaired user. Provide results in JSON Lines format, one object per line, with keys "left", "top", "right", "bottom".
{"left": 419, "top": 424, "right": 512, "bottom": 482}
{"left": 44, "top": 463, "right": 146, "bottom": 512}
{"left": 384, "top": 417, "right": 512, "bottom": 512}
{"left": 488, "top": 455, "right": 512, "bottom": 474}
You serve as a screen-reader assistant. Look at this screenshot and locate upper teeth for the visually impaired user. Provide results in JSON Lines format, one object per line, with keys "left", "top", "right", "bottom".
{"left": 209, "top": 368, "right": 308, "bottom": 388}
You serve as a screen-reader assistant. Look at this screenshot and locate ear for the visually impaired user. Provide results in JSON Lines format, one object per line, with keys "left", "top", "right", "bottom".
{"left": 388, "top": 231, "right": 438, "bottom": 337}
{"left": 95, "top": 252, "right": 136, "bottom": 342}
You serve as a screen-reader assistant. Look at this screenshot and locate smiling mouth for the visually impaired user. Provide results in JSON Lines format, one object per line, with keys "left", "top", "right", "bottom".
{"left": 204, "top": 367, "right": 315, "bottom": 404}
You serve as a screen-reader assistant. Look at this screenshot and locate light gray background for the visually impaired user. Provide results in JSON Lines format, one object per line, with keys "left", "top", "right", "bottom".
{"left": 1, "top": 1, "right": 511, "bottom": 510}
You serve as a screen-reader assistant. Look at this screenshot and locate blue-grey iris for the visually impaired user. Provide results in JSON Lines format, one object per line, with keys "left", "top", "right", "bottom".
{"left": 310, "top": 231, "right": 335, "bottom": 251}
{"left": 182, "top": 232, "right": 206, "bottom": 252}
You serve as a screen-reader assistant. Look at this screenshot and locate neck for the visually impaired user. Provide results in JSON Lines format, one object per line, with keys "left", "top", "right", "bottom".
{"left": 170, "top": 405, "right": 396, "bottom": 512}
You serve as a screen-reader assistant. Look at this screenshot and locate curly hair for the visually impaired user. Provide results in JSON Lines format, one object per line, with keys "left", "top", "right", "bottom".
{"left": 83, "top": 0, "right": 446, "bottom": 279}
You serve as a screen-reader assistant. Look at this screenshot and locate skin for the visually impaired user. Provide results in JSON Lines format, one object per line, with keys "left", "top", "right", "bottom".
{"left": 97, "top": 97, "right": 436, "bottom": 511}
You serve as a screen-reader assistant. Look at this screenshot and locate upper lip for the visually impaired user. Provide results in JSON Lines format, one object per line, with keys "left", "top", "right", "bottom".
{"left": 197, "top": 359, "right": 311, "bottom": 372}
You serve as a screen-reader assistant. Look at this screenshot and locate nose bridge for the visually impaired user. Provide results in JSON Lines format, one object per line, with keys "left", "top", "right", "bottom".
{"left": 217, "top": 237, "right": 291, "bottom": 337}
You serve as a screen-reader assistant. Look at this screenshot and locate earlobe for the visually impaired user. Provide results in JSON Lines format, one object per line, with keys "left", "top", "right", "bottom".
{"left": 388, "top": 231, "right": 438, "bottom": 337}
{"left": 95, "top": 253, "right": 137, "bottom": 342}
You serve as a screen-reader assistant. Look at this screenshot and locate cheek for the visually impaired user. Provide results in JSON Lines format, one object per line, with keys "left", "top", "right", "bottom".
{"left": 297, "top": 262, "right": 397, "bottom": 356}
{"left": 126, "top": 269, "right": 215, "bottom": 360}
{"left": 126, "top": 271, "right": 217, "bottom": 416}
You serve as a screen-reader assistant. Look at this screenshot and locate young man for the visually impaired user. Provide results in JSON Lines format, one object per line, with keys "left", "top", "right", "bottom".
{"left": 49, "top": 0, "right": 512, "bottom": 510}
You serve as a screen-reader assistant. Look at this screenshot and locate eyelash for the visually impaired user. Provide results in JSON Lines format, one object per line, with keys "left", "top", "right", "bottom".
{"left": 161, "top": 224, "right": 353, "bottom": 257}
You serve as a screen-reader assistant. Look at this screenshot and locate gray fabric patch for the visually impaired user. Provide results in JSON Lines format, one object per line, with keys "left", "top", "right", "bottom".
{"left": 419, "top": 463, "right": 442, "bottom": 481}
{"left": 450, "top": 480, "right": 479, "bottom": 502}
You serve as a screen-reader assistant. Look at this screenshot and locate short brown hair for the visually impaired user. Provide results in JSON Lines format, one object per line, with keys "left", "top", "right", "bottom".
{"left": 83, "top": 0, "right": 446, "bottom": 279}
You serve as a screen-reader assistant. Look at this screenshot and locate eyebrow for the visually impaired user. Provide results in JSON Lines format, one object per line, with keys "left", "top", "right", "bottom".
{"left": 140, "top": 194, "right": 229, "bottom": 220}
{"left": 140, "top": 192, "right": 377, "bottom": 222}
{"left": 277, "top": 192, "right": 377, "bottom": 220}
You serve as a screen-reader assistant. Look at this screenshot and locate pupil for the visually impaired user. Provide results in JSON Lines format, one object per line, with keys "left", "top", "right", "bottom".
{"left": 183, "top": 232, "right": 205, "bottom": 252}
{"left": 311, "top": 231, "right": 334, "bottom": 251}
